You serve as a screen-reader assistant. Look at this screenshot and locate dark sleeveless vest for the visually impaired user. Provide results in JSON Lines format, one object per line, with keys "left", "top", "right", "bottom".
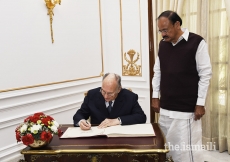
{"left": 158, "top": 32, "right": 203, "bottom": 112}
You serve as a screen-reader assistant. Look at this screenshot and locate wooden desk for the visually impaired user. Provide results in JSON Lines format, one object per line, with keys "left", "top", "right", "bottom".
{"left": 21, "top": 123, "right": 168, "bottom": 162}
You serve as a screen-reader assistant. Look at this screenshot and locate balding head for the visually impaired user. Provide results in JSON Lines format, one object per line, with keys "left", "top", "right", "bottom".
{"left": 101, "top": 73, "right": 122, "bottom": 101}
{"left": 102, "top": 73, "right": 121, "bottom": 90}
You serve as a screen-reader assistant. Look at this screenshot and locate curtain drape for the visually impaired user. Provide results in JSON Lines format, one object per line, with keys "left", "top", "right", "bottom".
{"left": 151, "top": 0, "right": 230, "bottom": 154}
{"left": 224, "top": 6, "right": 230, "bottom": 156}
{"left": 225, "top": 0, "right": 230, "bottom": 26}
{"left": 202, "top": 0, "right": 230, "bottom": 154}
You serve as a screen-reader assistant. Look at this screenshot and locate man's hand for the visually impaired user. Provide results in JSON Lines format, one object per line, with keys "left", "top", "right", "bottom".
{"left": 151, "top": 98, "right": 160, "bottom": 113}
{"left": 194, "top": 105, "right": 205, "bottom": 121}
{"left": 79, "top": 120, "right": 91, "bottom": 130}
{"left": 98, "top": 118, "right": 120, "bottom": 128}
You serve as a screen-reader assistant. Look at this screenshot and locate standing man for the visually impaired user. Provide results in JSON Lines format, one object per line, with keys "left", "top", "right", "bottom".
{"left": 74, "top": 73, "right": 146, "bottom": 130}
{"left": 152, "top": 11, "right": 212, "bottom": 162}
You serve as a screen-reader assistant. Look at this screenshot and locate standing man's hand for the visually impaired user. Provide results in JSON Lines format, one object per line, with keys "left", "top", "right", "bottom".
{"left": 194, "top": 105, "right": 205, "bottom": 121}
{"left": 151, "top": 98, "right": 160, "bottom": 113}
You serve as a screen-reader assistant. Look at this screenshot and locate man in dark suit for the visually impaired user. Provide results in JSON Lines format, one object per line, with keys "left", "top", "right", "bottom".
{"left": 73, "top": 73, "right": 146, "bottom": 130}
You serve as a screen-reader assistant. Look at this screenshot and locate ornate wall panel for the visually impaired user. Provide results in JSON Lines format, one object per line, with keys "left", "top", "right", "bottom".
{"left": 0, "top": 0, "right": 104, "bottom": 92}
{"left": 120, "top": 0, "right": 142, "bottom": 76}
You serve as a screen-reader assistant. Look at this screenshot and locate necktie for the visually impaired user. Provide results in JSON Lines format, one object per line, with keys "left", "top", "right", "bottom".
{"left": 108, "top": 101, "right": 112, "bottom": 113}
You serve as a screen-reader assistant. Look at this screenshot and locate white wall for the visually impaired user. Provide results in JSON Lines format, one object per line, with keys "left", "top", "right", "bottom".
{"left": 0, "top": 0, "right": 103, "bottom": 90}
{"left": 0, "top": 0, "right": 150, "bottom": 161}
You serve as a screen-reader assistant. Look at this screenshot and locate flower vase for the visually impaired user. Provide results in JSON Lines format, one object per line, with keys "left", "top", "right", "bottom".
{"left": 29, "top": 137, "right": 53, "bottom": 148}
{"left": 16, "top": 112, "right": 62, "bottom": 148}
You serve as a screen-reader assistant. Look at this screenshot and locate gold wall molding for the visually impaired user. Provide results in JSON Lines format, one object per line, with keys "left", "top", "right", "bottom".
{"left": 0, "top": 75, "right": 103, "bottom": 93}
{"left": 22, "top": 148, "right": 169, "bottom": 154}
{"left": 123, "top": 49, "right": 141, "bottom": 76}
{"left": 45, "top": 0, "right": 61, "bottom": 43}
{"left": 120, "top": 0, "right": 142, "bottom": 76}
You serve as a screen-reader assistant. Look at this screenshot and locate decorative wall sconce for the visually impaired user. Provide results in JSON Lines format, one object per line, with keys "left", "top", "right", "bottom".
{"left": 122, "top": 49, "right": 141, "bottom": 76}
{"left": 44, "top": 0, "right": 61, "bottom": 43}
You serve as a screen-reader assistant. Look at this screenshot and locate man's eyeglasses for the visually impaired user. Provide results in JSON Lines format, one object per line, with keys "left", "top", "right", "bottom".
{"left": 158, "top": 29, "right": 168, "bottom": 34}
{"left": 158, "top": 23, "right": 175, "bottom": 34}
{"left": 100, "top": 88, "right": 116, "bottom": 97}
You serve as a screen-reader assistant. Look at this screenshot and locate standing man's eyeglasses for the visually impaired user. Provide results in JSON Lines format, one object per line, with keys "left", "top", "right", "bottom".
{"left": 158, "top": 29, "right": 168, "bottom": 34}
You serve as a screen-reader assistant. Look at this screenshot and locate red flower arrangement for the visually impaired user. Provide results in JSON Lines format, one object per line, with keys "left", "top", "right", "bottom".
{"left": 15, "top": 112, "right": 62, "bottom": 146}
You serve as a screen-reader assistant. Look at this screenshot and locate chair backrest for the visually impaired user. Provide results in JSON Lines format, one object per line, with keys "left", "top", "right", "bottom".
{"left": 126, "top": 88, "right": 132, "bottom": 92}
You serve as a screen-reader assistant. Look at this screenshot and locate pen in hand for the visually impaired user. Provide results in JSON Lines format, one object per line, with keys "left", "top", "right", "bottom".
{"left": 85, "top": 120, "right": 91, "bottom": 129}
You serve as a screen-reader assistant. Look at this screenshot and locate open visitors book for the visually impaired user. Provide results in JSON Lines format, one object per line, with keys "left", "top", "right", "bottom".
{"left": 60, "top": 123, "right": 155, "bottom": 138}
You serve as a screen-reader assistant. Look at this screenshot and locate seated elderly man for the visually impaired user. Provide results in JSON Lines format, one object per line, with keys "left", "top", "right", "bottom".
{"left": 73, "top": 73, "right": 146, "bottom": 130}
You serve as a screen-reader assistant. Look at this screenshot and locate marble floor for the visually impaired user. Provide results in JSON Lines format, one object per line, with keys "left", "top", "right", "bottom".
{"left": 203, "top": 150, "right": 230, "bottom": 162}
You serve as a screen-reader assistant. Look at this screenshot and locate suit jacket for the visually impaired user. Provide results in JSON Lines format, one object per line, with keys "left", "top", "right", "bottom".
{"left": 73, "top": 87, "right": 146, "bottom": 126}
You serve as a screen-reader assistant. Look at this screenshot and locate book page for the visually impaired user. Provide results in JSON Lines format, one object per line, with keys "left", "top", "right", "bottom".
{"left": 60, "top": 123, "right": 155, "bottom": 138}
{"left": 104, "top": 123, "right": 155, "bottom": 137}
{"left": 60, "top": 127, "right": 105, "bottom": 138}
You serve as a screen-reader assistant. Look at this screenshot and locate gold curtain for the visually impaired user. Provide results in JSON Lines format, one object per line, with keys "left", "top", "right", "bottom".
{"left": 202, "top": 0, "right": 230, "bottom": 154}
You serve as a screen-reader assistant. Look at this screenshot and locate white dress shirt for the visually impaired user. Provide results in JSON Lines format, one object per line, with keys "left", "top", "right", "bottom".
{"left": 105, "top": 100, "right": 114, "bottom": 107}
{"left": 152, "top": 28, "right": 212, "bottom": 119}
